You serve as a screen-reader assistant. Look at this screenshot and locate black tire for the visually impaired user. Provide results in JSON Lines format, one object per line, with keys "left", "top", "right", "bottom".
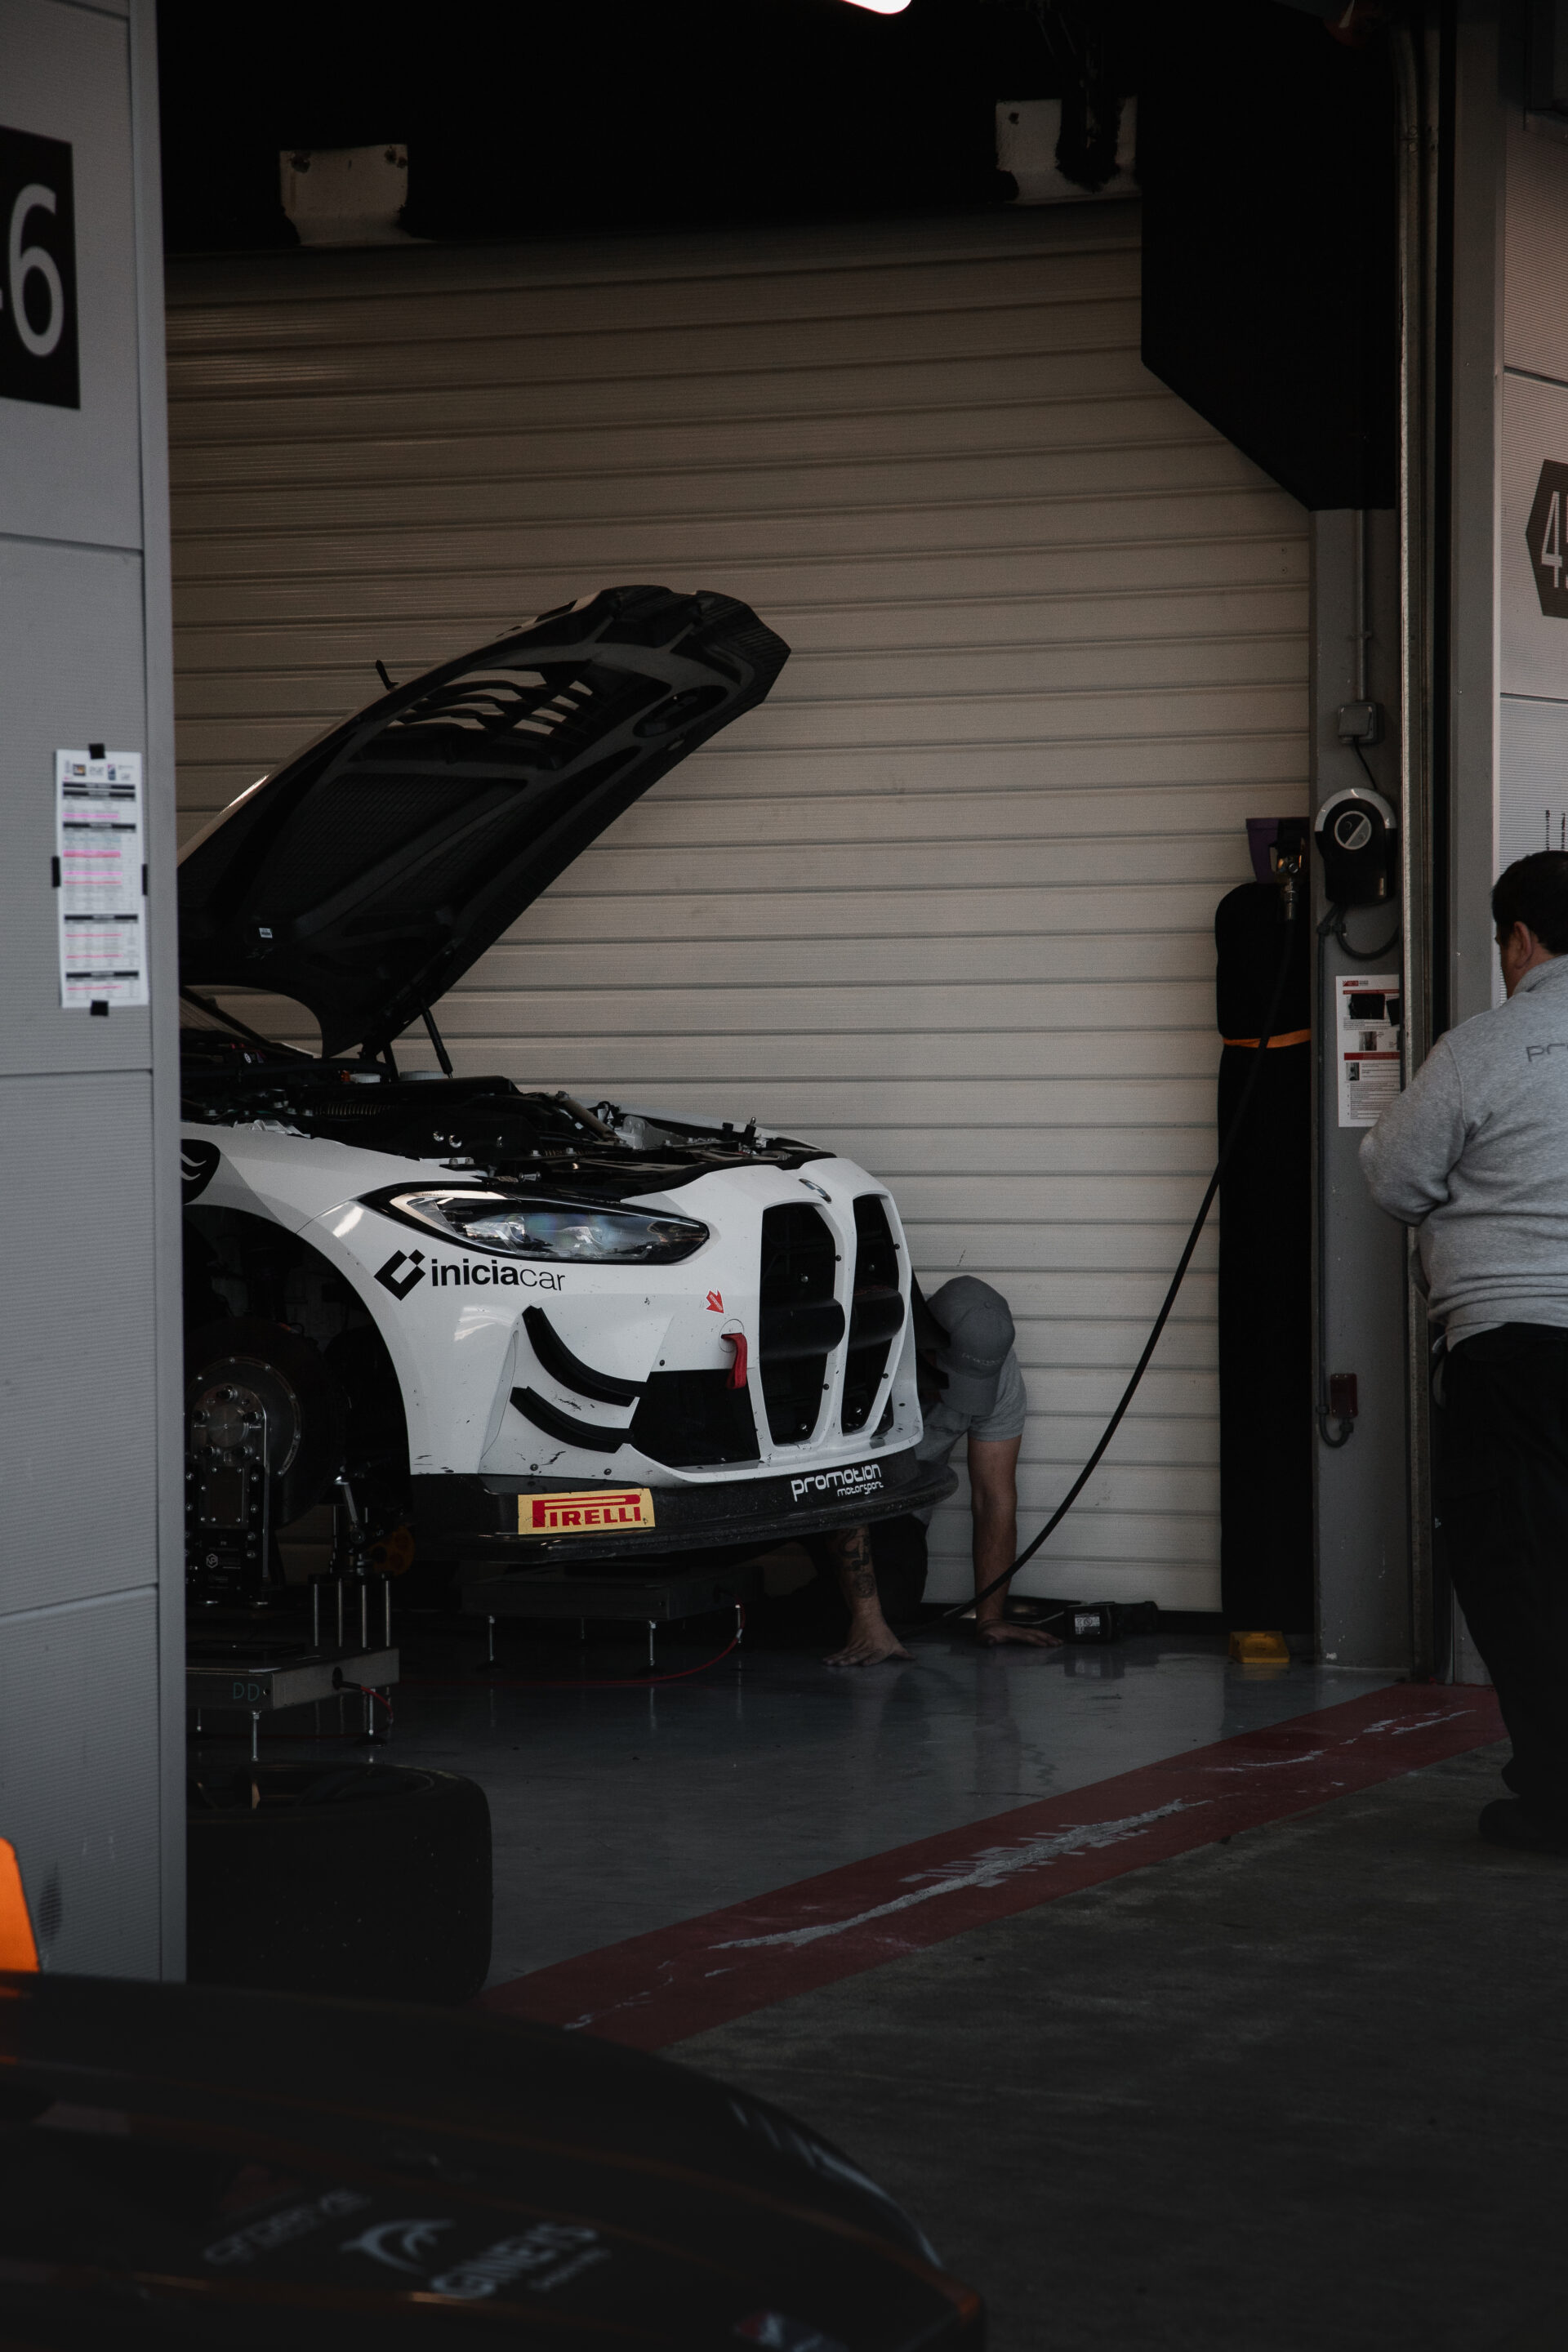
{"left": 185, "top": 1318, "right": 345, "bottom": 1526}
{"left": 188, "top": 1762, "right": 492, "bottom": 2006}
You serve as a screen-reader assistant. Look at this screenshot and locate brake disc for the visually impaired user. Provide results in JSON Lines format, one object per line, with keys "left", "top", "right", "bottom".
{"left": 187, "top": 1356, "right": 305, "bottom": 1483}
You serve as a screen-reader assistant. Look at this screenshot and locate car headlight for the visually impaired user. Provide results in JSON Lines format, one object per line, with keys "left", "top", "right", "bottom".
{"left": 363, "top": 1186, "right": 709, "bottom": 1264}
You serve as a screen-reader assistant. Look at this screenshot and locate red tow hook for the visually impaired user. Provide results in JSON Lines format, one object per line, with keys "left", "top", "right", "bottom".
{"left": 722, "top": 1331, "right": 749, "bottom": 1390}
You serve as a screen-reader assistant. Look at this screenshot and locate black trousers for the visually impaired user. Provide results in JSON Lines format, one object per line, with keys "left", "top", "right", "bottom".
{"left": 1437, "top": 1322, "right": 1568, "bottom": 1818}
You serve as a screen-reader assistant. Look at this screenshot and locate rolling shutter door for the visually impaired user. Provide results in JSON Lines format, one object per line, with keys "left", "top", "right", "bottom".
{"left": 166, "top": 208, "right": 1307, "bottom": 1612}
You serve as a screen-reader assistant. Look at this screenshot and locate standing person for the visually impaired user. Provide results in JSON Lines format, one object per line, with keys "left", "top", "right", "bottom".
{"left": 1361, "top": 850, "right": 1568, "bottom": 1854}
{"left": 820, "top": 1276, "right": 1061, "bottom": 1666}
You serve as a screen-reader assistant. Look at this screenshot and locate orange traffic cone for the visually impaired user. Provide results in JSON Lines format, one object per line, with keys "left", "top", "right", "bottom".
{"left": 0, "top": 1841, "right": 38, "bottom": 1973}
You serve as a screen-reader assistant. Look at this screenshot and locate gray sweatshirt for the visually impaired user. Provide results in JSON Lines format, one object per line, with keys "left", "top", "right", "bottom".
{"left": 1360, "top": 952, "right": 1568, "bottom": 1340}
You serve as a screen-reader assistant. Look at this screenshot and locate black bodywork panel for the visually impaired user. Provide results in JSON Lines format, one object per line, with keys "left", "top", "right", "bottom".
{"left": 178, "top": 585, "right": 789, "bottom": 1058}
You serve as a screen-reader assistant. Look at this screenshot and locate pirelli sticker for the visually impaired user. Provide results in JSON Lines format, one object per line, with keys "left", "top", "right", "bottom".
{"left": 519, "top": 1488, "right": 656, "bottom": 1536}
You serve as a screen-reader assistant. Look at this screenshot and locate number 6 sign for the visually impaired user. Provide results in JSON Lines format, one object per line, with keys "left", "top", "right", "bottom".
{"left": 0, "top": 124, "right": 78, "bottom": 409}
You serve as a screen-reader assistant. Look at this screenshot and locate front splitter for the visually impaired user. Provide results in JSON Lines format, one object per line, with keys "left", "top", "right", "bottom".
{"left": 420, "top": 1445, "right": 956, "bottom": 1575}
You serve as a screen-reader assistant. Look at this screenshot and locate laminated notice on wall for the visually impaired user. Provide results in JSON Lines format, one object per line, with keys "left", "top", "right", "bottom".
{"left": 55, "top": 751, "right": 148, "bottom": 1009}
{"left": 1336, "top": 970, "right": 1401, "bottom": 1128}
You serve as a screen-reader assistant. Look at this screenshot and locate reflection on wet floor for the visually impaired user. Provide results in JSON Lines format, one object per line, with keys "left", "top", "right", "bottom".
{"left": 200, "top": 1624, "right": 1396, "bottom": 1988}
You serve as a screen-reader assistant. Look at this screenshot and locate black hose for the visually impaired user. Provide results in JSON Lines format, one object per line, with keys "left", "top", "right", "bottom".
{"left": 1320, "top": 903, "right": 1401, "bottom": 964}
{"left": 940, "top": 891, "right": 1303, "bottom": 1624}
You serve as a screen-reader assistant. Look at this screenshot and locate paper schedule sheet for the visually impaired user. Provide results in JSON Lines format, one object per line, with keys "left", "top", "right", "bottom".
{"left": 55, "top": 751, "right": 148, "bottom": 1009}
{"left": 1335, "top": 971, "right": 1401, "bottom": 1128}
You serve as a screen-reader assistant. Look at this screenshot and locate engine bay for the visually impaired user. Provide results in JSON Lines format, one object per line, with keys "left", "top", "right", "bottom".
{"left": 180, "top": 1023, "right": 826, "bottom": 1200}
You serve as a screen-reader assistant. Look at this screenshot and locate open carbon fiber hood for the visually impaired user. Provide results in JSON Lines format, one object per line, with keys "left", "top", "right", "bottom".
{"left": 178, "top": 586, "right": 788, "bottom": 1058}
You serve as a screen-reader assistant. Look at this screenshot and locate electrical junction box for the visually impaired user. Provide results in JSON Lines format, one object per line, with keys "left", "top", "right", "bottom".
{"left": 1336, "top": 700, "right": 1385, "bottom": 745}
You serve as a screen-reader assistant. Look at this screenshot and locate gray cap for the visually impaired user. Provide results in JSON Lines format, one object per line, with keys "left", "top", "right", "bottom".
{"left": 924, "top": 1276, "right": 1014, "bottom": 1416}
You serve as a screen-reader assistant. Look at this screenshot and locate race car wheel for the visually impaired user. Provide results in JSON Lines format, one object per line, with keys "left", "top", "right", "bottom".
{"left": 185, "top": 1319, "right": 345, "bottom": 1526}
{"left": 187, "top": 1762, "right": 492, "bottom": 2006}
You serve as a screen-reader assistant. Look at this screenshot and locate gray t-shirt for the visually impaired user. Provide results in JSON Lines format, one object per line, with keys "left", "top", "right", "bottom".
{"left": 912, "top": 1347, "right": 1027, "bottom": 1523}
{"left": 1360, "top": 952, "right": 1568, "bottom": 1341}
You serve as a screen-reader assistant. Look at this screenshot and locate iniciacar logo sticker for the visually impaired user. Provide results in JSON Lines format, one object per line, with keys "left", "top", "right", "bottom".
{"left": 374, "top": 1250, "right": 565, "bottom": 1299}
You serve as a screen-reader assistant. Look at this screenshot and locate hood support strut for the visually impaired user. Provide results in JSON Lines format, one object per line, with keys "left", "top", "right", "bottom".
{"left": 421, "top": 1006, "right": 454, "bottom": 1076}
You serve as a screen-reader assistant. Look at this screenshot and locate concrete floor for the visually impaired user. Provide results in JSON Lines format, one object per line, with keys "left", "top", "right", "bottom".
{"left": 191, "top": 1624, "right": 1396, "bottom": 1984}
{"left": 189, "top": 1621, "right": 1559, "bottom": 2349}
{"left": 676, "top": 1740, "right": 1568, "bottom": 2352}
{"left": 360, "top": 1624, "right": 1396, "bottom": 1983}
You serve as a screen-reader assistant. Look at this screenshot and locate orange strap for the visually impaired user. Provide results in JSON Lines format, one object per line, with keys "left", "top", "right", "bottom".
{"left": 0, "top": 1841, "right": 38, "bottom": 1973}
{"left": 1222, "top": 1028, "right": 1311, "bottom": 1049}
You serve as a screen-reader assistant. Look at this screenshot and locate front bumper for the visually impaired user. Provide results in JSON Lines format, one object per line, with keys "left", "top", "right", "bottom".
{"left": 414, "top": 1444, "right": 956, "bottom": 1570}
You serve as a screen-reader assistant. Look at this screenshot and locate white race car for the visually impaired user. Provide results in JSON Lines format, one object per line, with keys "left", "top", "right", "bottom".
{"left": 178, "top": 586, "right": 952, "bottom": 1607}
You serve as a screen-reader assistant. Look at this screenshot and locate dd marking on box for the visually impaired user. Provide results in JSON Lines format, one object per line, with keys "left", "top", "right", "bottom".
{"left": 0, "top": 126, "right": 78, "bottom": 409}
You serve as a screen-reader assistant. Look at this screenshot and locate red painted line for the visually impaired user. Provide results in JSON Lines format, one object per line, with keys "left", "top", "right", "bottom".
{"left": 483, "top": 1686, "right": 1504, "bottom": 2051}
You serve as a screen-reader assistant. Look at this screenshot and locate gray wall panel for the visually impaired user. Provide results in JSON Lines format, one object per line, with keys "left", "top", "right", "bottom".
{"left": 0, "top": 0, "right": 142, "bottom": 550}
{"left": 1499, "top": 369, "right": 1568, "bottom": 701}
{"left": 0, "top": 0, "right": 178, "bottom": 1978}
{"left": 1499, "top": 693, "right": 1568, "bottom": 866}
{"left": 0, "top": 1590, "right": 160, "bottom": 1976}
{"left": 1503, "top": 112, "right": 1568, "bottom": 384}
{"left": 0, "top": 1071, "right": 158, "bottom": 1614}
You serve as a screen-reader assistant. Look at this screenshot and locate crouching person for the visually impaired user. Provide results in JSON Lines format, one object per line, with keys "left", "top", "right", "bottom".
{"left": 817, "top": 1276, "right": 1061, "bottom": 1666}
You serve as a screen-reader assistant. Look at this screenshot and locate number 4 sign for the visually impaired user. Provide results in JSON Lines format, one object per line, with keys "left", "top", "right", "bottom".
{"left": 1527, "top": 459, "right": 1568, "bottom": 619}
{"left": 0, "top": 123, "right": 78, "bottom": 411}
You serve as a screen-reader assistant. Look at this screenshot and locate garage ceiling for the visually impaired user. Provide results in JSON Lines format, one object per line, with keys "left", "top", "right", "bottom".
{"left": 155, "top": 0, "right": 1075, "bottom": 253}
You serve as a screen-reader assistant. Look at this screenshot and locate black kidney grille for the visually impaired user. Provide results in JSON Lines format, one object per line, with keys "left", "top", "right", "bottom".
{"left": 758, "top": 1203, "right": 838, "bottom": 1445}
{"left": 841, "top": 1196, "right": 905, "bottom": 1434}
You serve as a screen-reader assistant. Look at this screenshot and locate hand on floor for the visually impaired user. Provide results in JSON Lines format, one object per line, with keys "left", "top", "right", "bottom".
{"left": 975, "top": 1620, "right": 1062, "bottom": 1649}
{"left": 824, "top": 1623, "right": 912, "bottom": 1667}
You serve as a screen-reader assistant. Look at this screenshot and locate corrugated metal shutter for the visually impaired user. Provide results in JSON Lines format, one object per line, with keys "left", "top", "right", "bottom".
{"left": 166, "top": 208, "right": 1307, "bottom": 1611}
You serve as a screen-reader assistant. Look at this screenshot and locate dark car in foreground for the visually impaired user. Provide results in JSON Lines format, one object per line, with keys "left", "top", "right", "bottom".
{"left": 0, "top": 1972, "right": 983, "bottom": 2348}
